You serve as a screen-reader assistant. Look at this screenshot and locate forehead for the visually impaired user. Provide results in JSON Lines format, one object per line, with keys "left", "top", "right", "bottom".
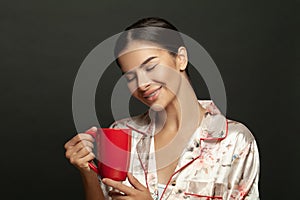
{"left": 117, "top": 41, "right": 170, "bottom": 72}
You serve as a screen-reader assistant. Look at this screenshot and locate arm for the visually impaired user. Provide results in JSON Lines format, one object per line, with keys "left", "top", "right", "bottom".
{"left": 227, "top": 137, "right": 260, "bottom": 200}
{"left": 241, "top": 140, "right": 260, "bottom": 200}
{"left": 80, "top": 170, "right": 105, "bottom": 200}
{"left": 64, "top": 127, "right": 105, "bottom": 200}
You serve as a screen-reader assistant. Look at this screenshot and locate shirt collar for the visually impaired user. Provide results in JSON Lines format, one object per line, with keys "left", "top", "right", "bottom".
{"left": 125, "top": 100, "right": 227, "bottom": 140}
{"left": 125, "top": 111, "right": 153, "bottom": 136}
{"left": 198, "top": 100, "right": 227, "bottom": 140}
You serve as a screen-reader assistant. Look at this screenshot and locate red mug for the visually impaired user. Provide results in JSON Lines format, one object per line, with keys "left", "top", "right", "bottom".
{"left": 86, "top": 128, "right": 131, "bottom": 181}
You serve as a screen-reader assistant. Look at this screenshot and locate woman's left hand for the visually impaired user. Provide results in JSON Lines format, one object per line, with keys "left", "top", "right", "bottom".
{"left": 102, "top": 173, "right": 153, "bottom": 200}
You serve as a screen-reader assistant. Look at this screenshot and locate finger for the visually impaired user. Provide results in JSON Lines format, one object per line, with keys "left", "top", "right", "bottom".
{"left": 110, "top": 195, "right": 128, "bottom": 200}
{"left": 65, "top": 133, "right": 94, "bottom": 148}
{"left": 108, "top": 191, "right": 128, "bottom": 200}
{"left": 127, "top": 172, "right": 146, "bottom": 191}
{"left": 81, "top": 140, "right": 94, "bottom": 149}
{"left": 67, "top": 143, "right": 94, "bottom": 162}
{"left": 65, "top": 141, "right": 93, "bottom": 159}
{"left": 108, "top": 190, "right": 125, "bottom": 197}
{"left": 66, "top": 142, "right": 87, "bottom": 159}
{"left": 102, "top": 178, "right": 134, "bottom": 196}
{"left": 70, "top": 151, "right": 95, "bottom": 169}
{"left": 64, "top": 134, "right": 90, "bottom": 147}
{"left": 78, "top": 149, "right": 95, "bottom": 163}
{"left": 64, "top": 136, "right": 80, "bottom": 149}
{"left": 77, "top": 133, "right": 95, "bottom": 143}
{"left": 67, "top": 140, "right": 94, "bottom": 152}
{"left": 84, "top": 126, "right": 98, "bottom": 138}
{"left": 85, "top": 126, "right": 97, "bottom": 133}
{"left": 78, "top": 152, "right": 95, "bottom": 169}
{"left": 76, "top": 145, "right": 94, "bottom": 159}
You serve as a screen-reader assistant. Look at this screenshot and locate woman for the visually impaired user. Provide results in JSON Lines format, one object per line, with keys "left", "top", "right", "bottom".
{"left": 64, "top": 17, "right": 260, "bottom": 200}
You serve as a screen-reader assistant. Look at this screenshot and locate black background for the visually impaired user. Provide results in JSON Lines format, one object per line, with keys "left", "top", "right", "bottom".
{"left": 1, "top": 0, "right": 298, "bottom": 199}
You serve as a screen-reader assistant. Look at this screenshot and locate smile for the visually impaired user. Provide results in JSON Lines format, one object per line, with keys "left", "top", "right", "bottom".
{"left": 143, "top": 86, "right": 162, "bottom": 101}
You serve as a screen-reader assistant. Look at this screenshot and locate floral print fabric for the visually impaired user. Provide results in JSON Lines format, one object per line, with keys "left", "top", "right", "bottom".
{"left": 99, "top": 100, "right": 260, "bottom": 200}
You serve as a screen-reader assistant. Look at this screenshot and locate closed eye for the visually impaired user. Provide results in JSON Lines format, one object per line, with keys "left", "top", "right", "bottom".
{"left": 124, "top": 72, "right": 136, "bottom": 82}
{"left": 145, "top": 64, "right": 158, "bottom": 71}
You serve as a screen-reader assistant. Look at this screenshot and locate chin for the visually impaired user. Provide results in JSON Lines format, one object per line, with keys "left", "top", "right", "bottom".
{"left": 150, "top": 103, "right": 165, "bottom": 112}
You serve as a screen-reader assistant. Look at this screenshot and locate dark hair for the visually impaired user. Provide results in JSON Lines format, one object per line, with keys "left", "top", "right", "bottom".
{"left": 114, "top": 17, "right": 190, "bottom": 76}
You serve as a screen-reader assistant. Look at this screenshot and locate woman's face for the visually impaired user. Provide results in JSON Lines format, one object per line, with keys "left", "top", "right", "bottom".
{"left": 117, "top": 41, "right": 188, "bottom": 110}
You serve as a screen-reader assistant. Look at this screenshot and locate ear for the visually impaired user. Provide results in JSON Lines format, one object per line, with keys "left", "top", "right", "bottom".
{"left": 176, "top": 46, "right": 188, "bottom": 71}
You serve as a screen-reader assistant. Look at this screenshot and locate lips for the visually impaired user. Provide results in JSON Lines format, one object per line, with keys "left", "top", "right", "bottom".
{"left": 143, "top": 86, "right": 162, "bottom": 101}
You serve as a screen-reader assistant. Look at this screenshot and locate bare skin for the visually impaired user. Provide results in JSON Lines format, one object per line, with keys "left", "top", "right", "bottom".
{"left": 103, "top": 173, "right": 152, "bottom": 200}
{"left": 154, "top": 100, "right": 205, "bottom": 184}
{"left": 118, "top": 42, "right": 206, "bottom": 185}
{"left": 64, "top": 42, "right": 205, "bottom": 199}
{"left": 64, "top": 127, "right": 105, "bottom": 200}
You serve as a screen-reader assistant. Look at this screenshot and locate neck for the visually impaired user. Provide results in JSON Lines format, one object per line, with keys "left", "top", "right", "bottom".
{"left": 153, "top": 74, "right": 205, "bottom": 144}
{"left": 153, "top": 74, "right": 206, "bottom": 170}
{"left": 154, "top": 98, "right": 181, "bottom": 135}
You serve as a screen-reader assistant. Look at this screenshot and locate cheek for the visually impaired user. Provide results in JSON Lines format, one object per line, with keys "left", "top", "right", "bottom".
{"left": 130, "top": 88, "right": 145, "bottom": 102}
{"left": 127, "top": 82, "right": 136, "bottom": 94}
{"left": 148, "top": 65, "right": 182, "bottom": 93}
{"left": 131, "top": 90, "right": 139, "bottom": 99}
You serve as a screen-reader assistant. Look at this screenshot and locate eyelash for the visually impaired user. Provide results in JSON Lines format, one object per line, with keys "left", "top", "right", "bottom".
{"left": 145, "top": 64, "right": 158, "bottom": 71}
{"left": 125, "top": 64, "right": 158, "bottom": 82}
{"left": 125, "top": 75, "right": 135, "bottom": 82}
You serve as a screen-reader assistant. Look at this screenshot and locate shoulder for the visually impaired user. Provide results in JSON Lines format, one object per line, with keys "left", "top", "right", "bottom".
{"left": 228, "top": 119, "right": 254, "bottom": 137}
{"left": 226, "top": 119, "right": 258, "bottom": 151}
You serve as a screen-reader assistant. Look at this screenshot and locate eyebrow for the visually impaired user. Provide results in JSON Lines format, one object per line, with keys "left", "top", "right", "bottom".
{"left": 122, "top": 56, "right": 158, "bottom": 74}
{"left": 140, "top": 56, "right": 158, "bottom": 67}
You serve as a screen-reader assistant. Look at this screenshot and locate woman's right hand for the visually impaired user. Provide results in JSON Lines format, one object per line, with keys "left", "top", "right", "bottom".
{"left": 64, "top": 126, "right": 97, "bottom": 173}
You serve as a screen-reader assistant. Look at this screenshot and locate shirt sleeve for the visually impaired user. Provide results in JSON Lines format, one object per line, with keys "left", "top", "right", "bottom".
{"left": 227, "top": 135, "right": 260, "bottom": 200}
{"left": 242, "top": 140, "right": 260, "bottom": 200}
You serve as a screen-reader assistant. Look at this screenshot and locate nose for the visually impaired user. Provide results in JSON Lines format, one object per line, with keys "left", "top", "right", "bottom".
{"left": 136, "top": 70, "right": 151, "bottom": 91}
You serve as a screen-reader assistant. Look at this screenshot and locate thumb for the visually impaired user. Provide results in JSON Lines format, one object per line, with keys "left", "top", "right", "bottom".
{"left": 127, "top": 173, "right": 146, "bottom": 191}
{"left": 86, "top": 126, "right": 97, "bottom": 133}
{"left": 85, "top": 126, "right": 97, "bottom": 138}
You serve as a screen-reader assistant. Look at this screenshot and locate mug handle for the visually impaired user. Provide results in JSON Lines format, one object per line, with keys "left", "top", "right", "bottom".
{"left": 85, "top": 130, "right": 99, "bottom": 174}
